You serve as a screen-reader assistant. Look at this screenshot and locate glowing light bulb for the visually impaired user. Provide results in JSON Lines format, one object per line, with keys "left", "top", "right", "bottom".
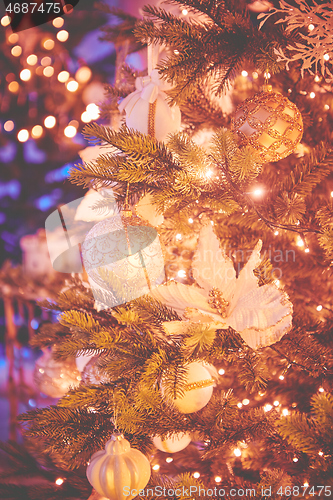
{"left": 316, "top": 305, "right": 323, "bottom": 311}
{"left": 296, "top": 236, "right": 304, "bottom": 247}
{"left": 318, "top": 451, "right": 323, "bottom": 456}
{"left": 218, "top": 368, "right": 225, "bottom": 375}
{"left": 264, "top": 72, "right": 271, "bottom": 79}
{"left": 188, "top": 217, "right": 194, "bottom": 224}
{"left": 293, "top": 457, "right": 299, "bottom": 462}
{"left": 58, "top": 71, "right": 70, "bottom": 83}
{"left": 8, "top": 33, "right": 19, "bottom": 44}
{"left": 11, "top": 46, "right": 22, "bottom": 57}
{"left": 314, "top": 75, "right": 320, "bottom": 82}
{"left": 282, "top": 409, "right": 289, "bottom": 416}
{"left": 193, "top": 472, "right": 200, "bottom": 478}
{"left": 308, "top": 24, "right": 314, "bottom": 31}
{"left": 182, "top": 8, "right": 188, "bottom": 15}
{"left": 86, "top": 103, "right": 100, "bottom": 119}
{"left": 55, "top": 478, "right": 64, "bottom": 486}
{"left": 176, "top": 233, "right": 182, "bottom": 241}
{"left": 53, "top": 17, "right": 64, "bottom": 28}
{"left": 57, "top": 30, "right": 69, "bottom": 42}
{"left": 205, "top": 169, "right": 213, "bottom": 178}
{"left": 241, "top": 70, "right": 248, "bottom": 77}
{"left": 325, "top": 104, "right": 330, "bottom": 110}
{"left": 215, "top": 476, "right": 222, "bottom": 483}
{"left": 174, "top": 49, "right": 180, "bottom": 55}
{"left": 44, "top": 116, "right": 56, "bottom": 129}
{"left": 279, "top": 375, "right": 284, "bottom": 380}
{"left": 67, "top": 80, "right": 79, "bottom": 92}
{"left": 242, "top": 399, "right": 250, "bottom": 406}
{"left": 17, "top": 129, "right": 29, "bottom": 142}
{"left": 20, "top": 69, "right": 31, "bottom": 81}
{"left": 166, "top": 457, "right": 173, "bottom": 463}
{"left": 304, "top": 482, "right": 309, "bottom": 487}
{"left": 273, "top": 401, "right": 280, "bottom": 407}
{"left": 43, "top": 66, "right": 54, "bottom": 77}
{"left": 234, "top": 448, "right": 241, "bottom": 457}
{"left": 64, "top": 125, "right": 77, "bottom": 138}
{"left": 309, "top": 92, "right": 315, "bottom": 99}
{"left": 27, "top": 54, "right": 38, "bottom": 65}
{"left": 75, "top": 66, "right": 92, "bottom": 83}
{"left": 319, "top": 387, "right": 324, "bottom": 393}
{"left": 81, "top": 111, "right": 91, "bottom": 123}
{"left": 4, "top": 121, "right": 14, "bottom": 132}
{"left": 264, "top": 404, "right": 273, "bottom": 412}
{"left": 331, "top": 191, "right": 333, "bottom": 197}
{"left": 274, "top": 230, "right": 279, "bottom": 235}
{"left": 43, "top": 39, "right": 55, "bottom": 50}
{"left": 252, "top": 71, "right": 258, "bottom": 79}
{"left": 304, "top": 248, "right": 310, "bottom": 253}
{"left": 8, "top": 81, "right": 19, "bottom": 93}
{"left": 237, "top": 402, "right": 243, "bottom": 408}
{"left": 32, "top": 125, "right": 43, "bottom": 138}
{"left": 152, "top": 464, "right": 160, "bottom": 471}
{"left": 41, "top": 56, "right": 51, "bottom": 66}
{"left": 324, "top": 54, "right": 330, "bottom": 61}
{"left": 177, "top": 270, "right": 186, "bottom": 278}
{"left": 1, "top": 16, "right": 11, "bottom": 27}
{"left": 252, "top": 188, "right": 264, "bottom": 198}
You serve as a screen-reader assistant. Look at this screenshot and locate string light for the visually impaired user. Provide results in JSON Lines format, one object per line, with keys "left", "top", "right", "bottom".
{"left": 11, "top": 46, "right": 22, "bottom": 57}
{"left": 309, "top": 92, "right": 315, "bottom": 99}
{"left": 316, "top": 305, "right": 323, "bottom": 311}
{"left": 293, "top": 457, "right": 299, "bottom": 462}
{"left": 58, "top": 71, "right": 70, "bottom": 83}
{"left": 319, "top": 387, "right": 324, "bottom": 393}
{"left": 242, "top": 399, "right": 250, "bottom": 406}
{"left": 279, "top": 375, "right": 284, "bottom": 380}
{"left": 282, "top": 408, "right": 289, "bottom": 416}
{"left": 182, "top": 8, "right": 188, "bottom": 15}
{"left": 304, "top": 248, "right": 310, "bottom": 253}
{"left": 53, "top": 17, "right": 64, "bottom": 28}
{"left": 273, "top": 400, "right": 280, "bottom": 407}
{"left": 252, "top": 71, "right": 258, "bottom": 79}
{"left": 86, "top": 103, "right": 100, "bottom": 119}
{"left": 274, "top": 230, "right": 279, "bottom": 235}
{"left": 193, "top": 472, "right": 200, "bottom": 478}
{"left": 4, "top": 121, "right": 14, "bottom": 132}
{"left": 264, "top": 71, "right": 271, "bottom": 79}
{"left": 44, "top": 116, "right": 56, "bottom": 129}
{"left": 241, "top": 70, "right": 248, "bottom": 77}
{"left": 237, "top": 402, "right": 243, "bottom": 408}
{"left": 318, "top": 451, "right": 323, "bottom": 456}
{"left": 177, "top": 270, "right": 186, "bottom": 278}
{"left": 81, "top": 112, "right": 92, "bottom": 123}
{"left": 304, "top": 482, "right": 309, "bottom": 488}
{"left": 205, "top": 169, "right": 213, "bottom": 178}
{"left": 64, "top": 125, "right": 77, "bottom": 138}
{"left": 174, "top": 49, "right": 180, "bottom": 55}
{"left": 152, "top": 464, "right": 160, "bottom": 471}
{"left": 215, "top": 476, "right": 222, "bottom": 483}
{"left": 75, "top": 66, "right": 92, "bottom": 83}
{"left": 188, "top": 218, "right": 194, "bottom": 224}
{"left": 8, "top": 81, "right": 19, "bottom": 93}
{"left": 55, "top": 478, "right": 64, "bottom": 486}
{"left": 32, "top": 125, "right": 43, "bottom": 138}
{"left": 20, "top": 69, "right": 31, "bottom": 81}
{"left": 296, "top": 236, "right": 304, "bottom": 247}
{"left": 41, "top": 56, "right": 52, "bottom": 66}
{"left": 308, "top": 24, "right": 315, "bottom": 31}
{"left": 57, "top": 30, "right": 69, "bottom": 42}
{"left": 264, "top": 404, "right": 273, "bottom": 412}
{"left": 314, "top": 75, "right": 320, "bottom": 82}
{"left": 43, "top": 39, "right": 55, "bottom": 50}
{"left": 27, "top": 54, "right": 38, "bottom": 65}
{"left": 218, "top": 368, "right": 225, "bottom": 375}
{"left": 43, "top": 66, "right": 54, "bottom": 77}
{"left": 1, "top": 16, "right": 11, "bottom": 27}
{"left": 66, "top": 80, "right": 79, "bottom": 92}
{"left": 252, "top": 188, "right": 264, "bottom": 198}
{"left": 165, "top": 457, "right": 173, "bottom": 463}
{"left": 234, "top": 448, "right": 241, "bottom": 457}
{"left": 17, "top": 129, "right": 29, "bottom": 142}
{"left": 176, "top": 233, "right": 182, "bottom": 241}
{"left": 325, "top": 104, "right": 330, "bottom": 110}
{"left": 8, "top": 33, "right": 19, "bottom": 44}
{"left": 324, "top": 54, "right": 330, "bottom": 61}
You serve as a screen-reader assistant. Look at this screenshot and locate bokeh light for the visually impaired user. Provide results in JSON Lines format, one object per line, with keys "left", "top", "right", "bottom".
{"left": 8, "top": 81, "right": 19, "bottom": 93}
{"left": 43, "top": 66, "right": 54, "bottom": 77}
{"left": 53, "top": 17, "right": 64, "bottom": 28}
{"left": 4, "top": 121, "right": 15, "bottom": 132}
{"left": 44, "top": 116, "right": 56, "bottom": 129}
{"left": 75, "top": 66, "right": 92, "bottom": 83}
{"left": 66, "top": 80, "right": 79, "bottom": 92}
{"left": 64, "top": 125, "right": 77, "bottom": 138}
{"left": 43, "top": 39, "right": 55, "bottom": 50}
{"left": 8, "top": 33, "right": 19, "bottom": 44}
{"left": 41, "top": 56, "right": 52, "bottom": 66}
{"left": 1, "top": 16, "right": 11, "bottom": 27}
{"left": 27, "top": 54, "right": 38, "bottom": 66}
{"left": 57, "top": 30, "right": 69, "bottom": 42}
{"left": 57, "top": 71, "right": 70, "bottom": 83}
{"left": 11, "top": 46, "right": 22, "bottom": 57}
{"left": 31, "top": 125, "right": 43, "bottom": 138}
{"left": 20, "top": 69, "right": 31, "bottom": 81}
{"left": 17, "top": 129, "right": 29, "bottom": 142}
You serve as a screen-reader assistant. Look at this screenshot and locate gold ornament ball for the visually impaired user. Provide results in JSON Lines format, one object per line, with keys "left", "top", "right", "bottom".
{"left": 153, "top": 432, "right": 191, "bottom": 453}
{"left": 231, "top": 86, "right": 303, "bottom": 162}
{"left": 86, "top": 434, "right": 151, "bottom": 500}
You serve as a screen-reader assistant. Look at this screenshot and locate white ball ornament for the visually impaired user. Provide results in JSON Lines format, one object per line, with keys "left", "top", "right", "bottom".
{"left": 86, "top": 434, "right": 151, "bottom": 500}
{"left": 153, "top": 432, "right": 191, "bottom": 453}
{"left": 162, "top": 361, "right": 214, "bottom": 414}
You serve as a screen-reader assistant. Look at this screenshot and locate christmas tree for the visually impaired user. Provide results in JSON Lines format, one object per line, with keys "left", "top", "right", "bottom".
{"left": 3, "top": 0, "right": 333, "bottom": 498}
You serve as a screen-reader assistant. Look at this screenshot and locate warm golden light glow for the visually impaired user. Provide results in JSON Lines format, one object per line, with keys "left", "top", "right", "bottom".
{"left": 152, "top": 464, "right": 160, "bottom": 471}
{"left": 11, "top": 46, "right": 22, "bottom": 57}
{"left": 308, "top": 24, "right": 314, "bottom": 31}
{"left": 309, "top": 92, "right": 315, "bottom": 98}
{"left": 44, "top": 116, "right": 56, "bottom": 129}
{"left": 4, "top": 121, "right": 14, "bottom": 132}
{"left": 20, "top": 69, "right": 31, "bottom": 81}
{"left": 86, "top": 103, "right": 100, "bottom": 119}
{"left": 282, "top": 408, "right": 289, "bottom": 416}
{"left": 8, "top": 81, "right": 19, "bottom": 93}
{"left": 319, "top": 387, "right": 324, "bottom": 392}
{"left": 241, "top": 70, "right": 248, "bottom": 77}
{"left": 17, "top": 129, "right": 29, "bottom": 142}
{"left": 55, "top": 478, "right": 64, "bottom": 486}
{"left": 177, "top": 270, "right": 186, "bottom": 278}
{"left": 27, "top": 54, "right": 38, "bottom": 66}
{"left": 75, "top": 66, "right": 92, "bottom": 83}
{"left": 193, "top": 472, "right": 200, "bottom": 478}
{"left": 264, "top": 404, "right": 273, "bottom": 412}
{"left": 41, "top": 56, "right": 52, "bottom": 67}
{"left": 81, "top": 111, "right": 91, "bottom": 123}
{"left": 58, "top": 71, "right": 70, "bottom": 83}
{"left": 32, "top": 125, "right": 43, "bottom": 138}
{"left": 234, "top": 448, "right": 241, "bottom": 457}
{"left": 66, "top": 80, "right": 79, "bottom": 92}
{"left": 218, "top": 368, "right": 225, "bottom": 375}
{"left": 53, "top": 17, "right": 64, "bottom": 28}
{"left": 8, "top": 33, "right": 19, "bottom": 44}
{"left": 43, "top": 66, "right": 54, "bottom": 77}
{"left": 316, "top": 305, "right": 323, "bottom": 311}
{"left": 215, "top": 476, "right": 222, "bottom": 483}
{"left": 43, "top": 39, "right": 55, "bottom": 50}
{"left": 1, "top": 16, "right": 11, "bottom": 27}
{"left": 57, "top": 30, "right": 69, "bottom": 42}
{"left": 64, "top": 125, "right": 77, "bottom": 138}
{"left": 242, "top": 399, "right": 250, "bottom": 405}
{"left": 165, "top": 457, "right": 173, "bottom": 463}
{"left": 279, "top": 375, "right": 285, "bottom": 380}
{"left": 324, "top": 53, "right": 330, "bottom": 61}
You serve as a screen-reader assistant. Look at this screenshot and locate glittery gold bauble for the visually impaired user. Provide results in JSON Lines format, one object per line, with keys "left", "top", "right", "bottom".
{"left": 34, "top": 349, "right": 81, "bottom": 398}
{"left": 231, "top": 86, "right": 303, "bottom": 162}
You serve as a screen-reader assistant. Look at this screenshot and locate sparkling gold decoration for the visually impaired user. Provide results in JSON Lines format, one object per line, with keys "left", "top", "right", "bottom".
{"left": 231, "top": 86, "right": 303, "bottom": 162}
{"left": 185, "top": 379, "right": 215, "bottom": 391}
{"left": 208, "top": 287, "right": 229, "bottom": 318}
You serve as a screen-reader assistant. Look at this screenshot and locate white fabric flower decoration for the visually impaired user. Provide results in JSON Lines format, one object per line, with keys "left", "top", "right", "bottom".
{"left": 150, "top": 225, "right": 292, "bottom": 349}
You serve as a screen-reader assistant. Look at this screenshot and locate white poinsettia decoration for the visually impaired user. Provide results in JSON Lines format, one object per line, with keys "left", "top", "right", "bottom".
{"left": 150, "top": 225, "right": 292, "bottom": 350}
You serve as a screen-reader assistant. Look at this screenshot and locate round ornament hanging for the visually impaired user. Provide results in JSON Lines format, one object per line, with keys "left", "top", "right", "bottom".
{"left": 34, "top": 348, "right": 81, "bottom": 398}
{"left": 161, "top": 361, "right": 214, "bottom": 414}
{"left": 231, "top": 85, "right": 303, "bottom": 162}
{"left": 153, "top": 432, "right": 191, "bottom": 453}
{"left": 81, "top": 210, "right": 165, "bottom": 310}
{"left": 86, "top": 433, "right": 151, "bottom": 500}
